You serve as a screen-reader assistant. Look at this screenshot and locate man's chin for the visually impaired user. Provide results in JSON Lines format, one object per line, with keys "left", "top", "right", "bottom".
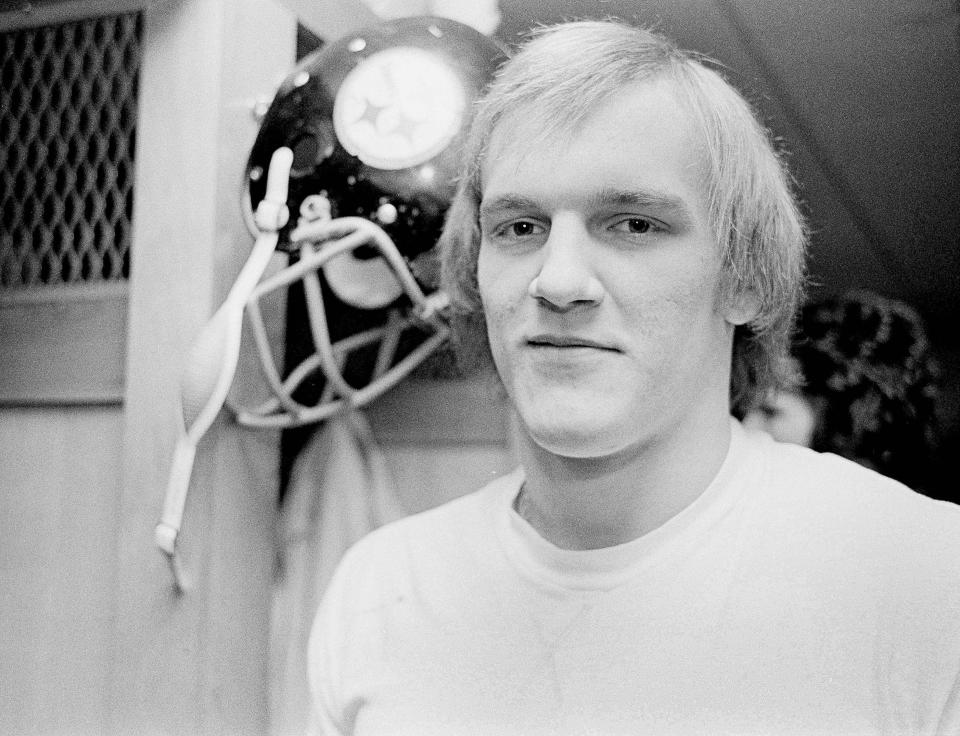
{"left": 522, "top": 417, "right": 628, "bottom": 460}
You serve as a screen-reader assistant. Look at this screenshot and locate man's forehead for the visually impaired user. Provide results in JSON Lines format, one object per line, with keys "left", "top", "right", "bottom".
{"left": 478, "top": 80, "right": 709, "bottom": 217}
{"left": 482, "top": 79, "right": 704, "bottom": 174}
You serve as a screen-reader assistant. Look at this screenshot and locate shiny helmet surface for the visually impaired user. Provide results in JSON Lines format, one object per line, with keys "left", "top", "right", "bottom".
{"left": 240, "top": 15, "right": 507, "bottom": 427}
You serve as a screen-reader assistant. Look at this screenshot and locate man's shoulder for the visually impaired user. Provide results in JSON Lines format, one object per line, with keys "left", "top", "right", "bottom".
{"left": 759, "top": 431, "right": 952, "bottom": 508}
{"left": 748, "top": 429, "right": 960, "bottom": 561}
{"left": 734, "top": 431, "right": 960, "bottom": 634}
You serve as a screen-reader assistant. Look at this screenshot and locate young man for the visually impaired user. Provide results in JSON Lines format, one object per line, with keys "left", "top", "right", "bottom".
{"left": 309, "top": 21, "right": 960, "bottom": 734}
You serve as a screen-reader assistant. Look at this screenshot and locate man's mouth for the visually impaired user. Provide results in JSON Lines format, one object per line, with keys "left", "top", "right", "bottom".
{"left": 527, "top": 334, "right": 620, "bottom": 352}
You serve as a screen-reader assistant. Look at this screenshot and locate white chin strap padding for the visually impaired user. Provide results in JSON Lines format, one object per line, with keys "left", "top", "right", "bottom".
{"left": 323, "top": 250, "right": 404, "bottom": 309}
{"left": 155, "top": 147, "right": 293, "bottom": 592}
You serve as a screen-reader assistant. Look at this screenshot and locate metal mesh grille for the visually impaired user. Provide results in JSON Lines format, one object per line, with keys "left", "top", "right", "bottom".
{"left": 0, "top": 12, "right": 142, "bottom": 288}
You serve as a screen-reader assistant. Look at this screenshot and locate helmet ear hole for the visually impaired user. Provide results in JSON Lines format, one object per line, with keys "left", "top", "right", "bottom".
{"left": 290, "top": 134, "right": 318, "bottom": 176}
{"left": 289, "top": 123, "right": 336, "bottom": 179}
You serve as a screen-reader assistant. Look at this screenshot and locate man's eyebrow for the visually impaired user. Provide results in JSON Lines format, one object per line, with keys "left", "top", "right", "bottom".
{"left": 478, "top": 194, "right": 542, "bottom": 218}
{"left": 587, "top": 188, "right": 696, "bottom": 225}
{"left": 479, "top": 189, "right": 697, "bottom": 226}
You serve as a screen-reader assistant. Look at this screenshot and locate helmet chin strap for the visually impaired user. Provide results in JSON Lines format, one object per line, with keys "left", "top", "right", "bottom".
{"left": 155, "top": 147, "right": 450, "bottom": 591}
{"left": 155, "top": 147, "right": 292, "bottom": 592}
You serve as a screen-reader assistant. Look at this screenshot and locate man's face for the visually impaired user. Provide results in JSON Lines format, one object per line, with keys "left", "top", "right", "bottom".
{"left": 477, "top": 79, "right": 751, "bottom": 459}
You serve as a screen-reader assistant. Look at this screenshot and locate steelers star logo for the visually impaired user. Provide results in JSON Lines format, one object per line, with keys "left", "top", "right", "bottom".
{"left": 333, "top": 46, "right": 467, "bottom": 171}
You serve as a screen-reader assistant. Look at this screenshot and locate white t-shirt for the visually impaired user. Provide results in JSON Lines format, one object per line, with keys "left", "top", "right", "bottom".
{"left": 308, "top": 421, "right": 960, "bottom": 735}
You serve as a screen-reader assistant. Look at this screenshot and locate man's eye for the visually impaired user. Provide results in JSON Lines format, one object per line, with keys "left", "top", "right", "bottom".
{"left": 612, "top": 217, "right": 655, "bottom": 235}
{"left": 493, "top": 220, "right": 544, "bottom": 239}
{"left": 509, "top": 221, "right": 539, "bottom": 237}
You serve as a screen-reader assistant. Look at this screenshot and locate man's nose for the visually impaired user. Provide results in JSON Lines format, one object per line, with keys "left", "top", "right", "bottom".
{"left": 528, "top": 216, "right": 604, "bottom": 310}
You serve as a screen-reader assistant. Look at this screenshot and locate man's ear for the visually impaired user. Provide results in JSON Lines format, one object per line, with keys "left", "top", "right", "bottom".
{"left": 723, "top": 291, "right": 760, "bottom": 326}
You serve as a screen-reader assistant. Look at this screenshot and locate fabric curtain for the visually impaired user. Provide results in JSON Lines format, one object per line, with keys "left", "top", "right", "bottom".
{"left": 269, "top": 412, "right": 406, "bottom": 736}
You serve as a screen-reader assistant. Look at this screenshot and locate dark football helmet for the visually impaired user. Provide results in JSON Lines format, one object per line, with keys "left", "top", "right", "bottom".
{"left": 239, "top": 15, "right": 506, "bottom": 427}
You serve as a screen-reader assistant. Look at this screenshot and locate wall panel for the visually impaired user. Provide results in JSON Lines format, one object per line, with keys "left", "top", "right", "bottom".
{"left": 0, "top": 405, "right": 123, "bottom": 736}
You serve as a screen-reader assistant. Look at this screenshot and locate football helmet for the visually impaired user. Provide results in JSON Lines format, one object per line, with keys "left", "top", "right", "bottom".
{"left": 239, "top": 15, "right": 506, "bottom": 427}
{"left": 156, "top": 16, "right": 505, "bottom": 587}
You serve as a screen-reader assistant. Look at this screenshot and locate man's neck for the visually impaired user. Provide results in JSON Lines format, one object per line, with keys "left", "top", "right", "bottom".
{"left": 514, "top": 411, "right": 732, "bottom": 550}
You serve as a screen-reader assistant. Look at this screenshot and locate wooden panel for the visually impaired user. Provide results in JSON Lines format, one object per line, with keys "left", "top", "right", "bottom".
{"left": 0, "top": 6, "right": 139, "bottom": 736}
{"left": 0, "top": 283, "right": 127, "bottom": 405}
{"left": 111, "top": 0, "right": 295, "bottom": 734}
{"left": 0, "top": 405, "right": 123, "bottom": 735}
